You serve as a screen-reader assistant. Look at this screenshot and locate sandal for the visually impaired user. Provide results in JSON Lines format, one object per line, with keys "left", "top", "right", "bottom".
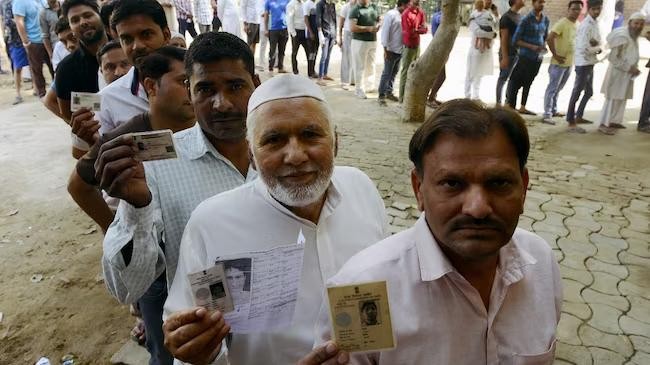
{"left": 518, "top": 108, "right": 536, "bottom": 115}
{"left": 131, "top": 319, "right": 146, "bottom": 346}
{"left": 567, "top": 126, "right": 586, "bottom": 134}
{"left": 609, "top": 123, "right": 626, "bottom": 129}
{"left": 598, "top": 125, "right": 616, "bottom": 135}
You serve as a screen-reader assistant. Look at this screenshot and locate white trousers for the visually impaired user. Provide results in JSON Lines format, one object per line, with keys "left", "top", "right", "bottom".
{"left": 599, "top": 98, "right": 626, "bottom": 127}
{"left": 465, "top": 76, "right": 482, "bottom": 99}
{"left": 351, "top": 39, "right": 376, "bottom": 92}
{"left": 259, "top": 22, "right": 268, "bottom": 66}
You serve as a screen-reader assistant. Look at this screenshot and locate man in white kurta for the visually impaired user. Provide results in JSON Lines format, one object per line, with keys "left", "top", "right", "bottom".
{"left": 598, "top": 13, "right": 645, "bottom": 134}
{"left": 316, "top": 99, "right": 563, "bottom": 364}
{"left": 465, "top": 0, "right": 497, "bottom": 100}
{"left": 218, "top": 0, "right": 243, "bottom": 39}
{"left": 163, "top": 74, "right": 388, "bottom": 365}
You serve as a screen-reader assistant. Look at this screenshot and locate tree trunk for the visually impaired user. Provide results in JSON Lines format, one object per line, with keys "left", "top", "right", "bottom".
{"left": 401, "top": 0, "right": 461, "bottom": 123}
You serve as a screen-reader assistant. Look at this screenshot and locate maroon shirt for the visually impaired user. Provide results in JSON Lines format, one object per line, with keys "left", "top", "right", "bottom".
{"left": 401, "top": 6, "right": 427, "bottom": 48}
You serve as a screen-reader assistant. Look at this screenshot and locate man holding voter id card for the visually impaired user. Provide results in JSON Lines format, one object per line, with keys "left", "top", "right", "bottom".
{"left": 313, "top": 99, "right": 562, "bottom": 364}
{"left": 162, "top": 74, "right": 388, "bottom": 365}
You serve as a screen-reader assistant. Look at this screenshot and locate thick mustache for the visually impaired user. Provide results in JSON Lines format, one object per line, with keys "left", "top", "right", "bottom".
{"left": 450, "top": 216, "right": 503, "bottom": 231}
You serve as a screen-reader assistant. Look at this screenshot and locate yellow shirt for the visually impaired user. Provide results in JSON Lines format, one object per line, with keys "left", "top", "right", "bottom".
{"left": 550, "top": 17, "right": 577, "bottom": 66}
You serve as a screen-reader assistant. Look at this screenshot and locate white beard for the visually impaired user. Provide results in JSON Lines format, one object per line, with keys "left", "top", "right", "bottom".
{"left": 261, "top": 164, "right": 334, "bottom": 207}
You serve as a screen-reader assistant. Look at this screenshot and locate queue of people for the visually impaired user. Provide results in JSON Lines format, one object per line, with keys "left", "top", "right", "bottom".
{"left": 4, "top": 0, "right": 650, "bottom": 364}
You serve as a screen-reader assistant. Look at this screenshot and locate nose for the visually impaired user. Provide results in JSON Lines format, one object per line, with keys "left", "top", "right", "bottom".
{"left": 461, "top": 185, "right": 493, "bottom": 219}
{"left": 211, "top": 93, "right": 234, "bottom": 113}
{"left": 283, "top": 137, "right": 309, "bottom": 166}
{"left": 115, "top": 65, "right": 129, "bottom": 77}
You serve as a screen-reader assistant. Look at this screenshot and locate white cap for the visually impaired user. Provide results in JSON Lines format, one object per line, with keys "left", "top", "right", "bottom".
{"left": 629, "top": 12, "right": 645, "bottom": 21}
{"left": 171, "top": 31, "right": 184, "bottom": 39}
{"left": 248, "top": 74, "right": 326, "bottom": 114}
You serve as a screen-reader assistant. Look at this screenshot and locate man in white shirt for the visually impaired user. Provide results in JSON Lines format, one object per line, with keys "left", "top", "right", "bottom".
{"left": 377, "top": 0, "right": 406, "bottom": 106}
{"left": 162, "top": 74, "right": 388, "bottom": 365}
{"left": 598, "top": 13, "right": 645, "bottom": 135}
{"left": 566, "top": 0, "right": 602, "bottom": 127}
{"left": 287, "top": 0, "right": 308, "bottom": 75}
{"left": 241, "top": 0, "right": 261, "bottom": 52}
{"left": 316, "top": 99, "right": 563, "bottom": 364}
{"left": 337, "top": 0, "right": 356, "bottom": 88}
{"left": 193, "top": 0, "right": 214, "bottom": 33}
{"left": 96, "top": 32, "right": 260, "bottom": 365}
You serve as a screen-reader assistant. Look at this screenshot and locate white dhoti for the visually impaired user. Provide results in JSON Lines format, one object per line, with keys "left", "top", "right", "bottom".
{"left": 599, "top": 98, "right": 626, "bottom": 126}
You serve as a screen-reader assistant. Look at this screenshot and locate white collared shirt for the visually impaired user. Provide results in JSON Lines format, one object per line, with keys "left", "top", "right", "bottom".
{"left": 380, "top": 8, "right": 402, "bottom": 54}
{"left": 97, "top": 66, "right": 149, "bottom": 135}
{"left": 240, "top": 0, "right": 259, "bottom": 23}
{"left": 317, "top": 215, "right": 562, "bottom": 365}
{"left": 164, "top": 166, "right": 388, "bottom": 365}
{"left": 287, "top": 0, "right": 306, "bottom": 34}
{"left": 574, "top": 15, "right": 601, "bottom": 66}
{"left": 102, "top": 124, "right": 256, "bottom": 304}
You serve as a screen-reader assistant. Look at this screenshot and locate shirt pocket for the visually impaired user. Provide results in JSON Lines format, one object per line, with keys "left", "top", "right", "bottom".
{"left": 510, "top": 338, "right": 556, "bottom": 365}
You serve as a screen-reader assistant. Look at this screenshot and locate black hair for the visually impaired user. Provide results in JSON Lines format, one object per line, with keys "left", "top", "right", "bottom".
{"left": 587, "top": 0, "right": 603, "bottom": 8}
{"left": 99, "top": 0, "right": 117, "bottom": 32}
{"left": 62, "top": 0, "right": 100, "bottom": 18}
{"left": 568, "top": 0, "right": 583, "bottom": 9}
{"left": 615, "top": 0, "right": 623, "bottom": 12}
{"left": 409, "top": 99, "right": 530, "bottom": 176}
{"left": 54, "top": 17, "right": 71, "bottom": 34}
{"left": 110, "top": 0, "right": 167, "bottom": 32}
{"left": 136, "top": 46, "right": 186, "bottom": 83}
{"left": 185, "top": 32, "right": 255, "bottom": 77}
{"left": 96, "top": 40, "right": 123, "bottom": 63}
{"left": 397, "top": 0, "right": 409, "bottom": 7}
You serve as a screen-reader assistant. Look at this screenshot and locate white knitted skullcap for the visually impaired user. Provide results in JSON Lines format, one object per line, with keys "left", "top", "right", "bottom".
{"left": 248, "top": 74, "right": 326, "bottom": 113}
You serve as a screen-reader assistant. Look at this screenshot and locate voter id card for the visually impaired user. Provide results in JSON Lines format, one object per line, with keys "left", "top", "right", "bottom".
{"left": 71, "top": 91, "right": 101, "bottom": 112}
{"left": 188, "top": 263, "right": 235, "bottom": 313}
{"left": 130, "top": 129, "right": 178, "bottom": 161}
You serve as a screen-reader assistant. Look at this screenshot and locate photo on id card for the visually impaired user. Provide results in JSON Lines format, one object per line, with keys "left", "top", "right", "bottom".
{"left": 188, "top": 263, "right": 234, "bottom": 313}
{"left": 327, "top": 280, "right": 395, "bottom": 353}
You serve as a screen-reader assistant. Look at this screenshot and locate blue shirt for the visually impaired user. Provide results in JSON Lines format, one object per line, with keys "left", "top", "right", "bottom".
{"left": 11, "top": 0, "right": 42, "bottom": 43}
{"left": 265, "top": 0, "right": 288, "bottom": 31}
{"left": 512, "top": 10, "right": 549, "bottom": 61}
{"left": 431, "top": 11, "right": 442, "bottom": 36}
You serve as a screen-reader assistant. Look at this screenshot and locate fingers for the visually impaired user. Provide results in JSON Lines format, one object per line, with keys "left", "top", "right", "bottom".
{"left": 94, "top": 135, "right": 136, "bottom": 181}
{"left": 165, "top": 310, "right": 230, "bottom": 364}
{"left": 95, "top": 144, "right": 137, "bottom": 188}
{"left": 297, "top": 341, "right": 350, "bottom": 365}
{"left": 164, "top": 307, "right": 208, "bottom": 333}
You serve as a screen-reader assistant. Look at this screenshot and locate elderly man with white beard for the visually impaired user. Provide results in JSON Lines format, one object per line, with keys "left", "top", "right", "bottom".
{"left": 162, "top": 74, "right": 388, "bottom": 365}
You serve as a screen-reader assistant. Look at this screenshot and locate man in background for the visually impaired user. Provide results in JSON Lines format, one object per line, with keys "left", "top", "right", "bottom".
{"left": 398, "top": 0, "right": 427, "bottom": 102}
{"left": 377, "top": 0, "right": 406, "bottom": 105}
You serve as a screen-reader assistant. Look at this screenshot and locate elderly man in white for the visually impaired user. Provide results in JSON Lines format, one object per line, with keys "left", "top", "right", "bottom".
{"left": 162, "top": 74, "right": 388, "bottom": 365}
{"left": 598, "top": 12, "right": 645, "bottom": 135}
{"left": 315, "top": 99, "right": 563, "bottom": 364}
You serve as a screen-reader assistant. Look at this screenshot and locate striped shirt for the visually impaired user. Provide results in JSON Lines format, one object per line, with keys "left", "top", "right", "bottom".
{"left": 102, "top": 124, "right": 256, "bottom": 304}
{"left": 192, "top": 0, "right": 213, "bottom": 25}
{"left": 174, "top": 0, "right": 192, "bottom": 20}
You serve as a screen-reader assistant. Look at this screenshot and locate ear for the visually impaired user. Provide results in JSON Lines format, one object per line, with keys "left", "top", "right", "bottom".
{"left": 248, "top": 147, "right": 257, "bottom": 171}
{"left": 143, "top": 77, "right": 157, "bottom": 97}
{"left": 333, "top": 130, "right": 339, "bottom": 157}
{"left": 252, "top": 74, "right": 261, "bottom": 87}
{"left": 162, "top": 26, "right": 172, "bottom": 43}
{"left": 410, "top": 168, "right": 425, "bottom": 211}
{"left": 520, "top": 167, "right": 529, "bottom": 214}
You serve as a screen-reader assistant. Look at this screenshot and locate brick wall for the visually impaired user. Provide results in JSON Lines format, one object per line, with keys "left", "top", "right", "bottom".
{"left": 542, "top": 0, "right": 646, "bottom": 24}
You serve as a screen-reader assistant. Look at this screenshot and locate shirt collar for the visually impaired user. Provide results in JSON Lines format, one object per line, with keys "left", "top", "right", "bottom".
{"left": 177, "top": 124, "right": 256, "bottom": 179}
{"left": 253, "top": 168, "right": 342, "bottom": 226}
{"left": 414, "top": 215, "right": 537, "bottom": 284}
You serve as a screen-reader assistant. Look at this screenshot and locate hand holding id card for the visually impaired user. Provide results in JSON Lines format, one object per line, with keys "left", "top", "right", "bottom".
{"left": 130, "top": 130, "right": 178, "bottom": 161}
{"left": 188, "top": 263, "right": 235, "bottom": 313}
{"left": 327, "top": 281, "right": 395, "bottom": 353}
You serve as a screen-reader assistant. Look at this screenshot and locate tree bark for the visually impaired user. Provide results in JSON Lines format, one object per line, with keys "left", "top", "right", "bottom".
{"left": 401, "top": 0, "right": 460, "bottom": 123}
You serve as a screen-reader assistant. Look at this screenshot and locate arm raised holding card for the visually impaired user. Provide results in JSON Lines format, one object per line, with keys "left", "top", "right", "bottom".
{"left": 70, "top": 107, "right": 101, "bottom": 146}
{"left": 95, "top": 134, "right": 152, "bottom": 207}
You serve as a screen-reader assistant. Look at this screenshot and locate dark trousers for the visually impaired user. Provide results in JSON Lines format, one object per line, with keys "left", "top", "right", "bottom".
{"left": 496, "top": 54, "right": 517, "bottom": 104}
{"left": 505, "top": 56, "right": 541, "bottom": 108}
{"left": 139, "top": 274, "right": 173, "bottom": 365}
{"left": 639, "top": 69, "right": 650, "bottom": 129}
{"left": 26, "top": 42, "right": 53, "bottom": 97}
{"left": 178, "top": 18, "right": 198, "bottom": 38}
{"left": 307, "top": 36, "right": 319, "bottom": 77}
{"left": 428, "top": 66, "right": 446, "bottom": 101}
{"left": 566, "top": 65, "right": 594, "bottom": 122}
{"left": 291, "top": 30, "right": 309, "bottom": 74}
{"left": 268, "top": 29, "right": 288, "bottom": 71}
{"left": 378, "top": 51, "right": 401, "bottom": 97}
